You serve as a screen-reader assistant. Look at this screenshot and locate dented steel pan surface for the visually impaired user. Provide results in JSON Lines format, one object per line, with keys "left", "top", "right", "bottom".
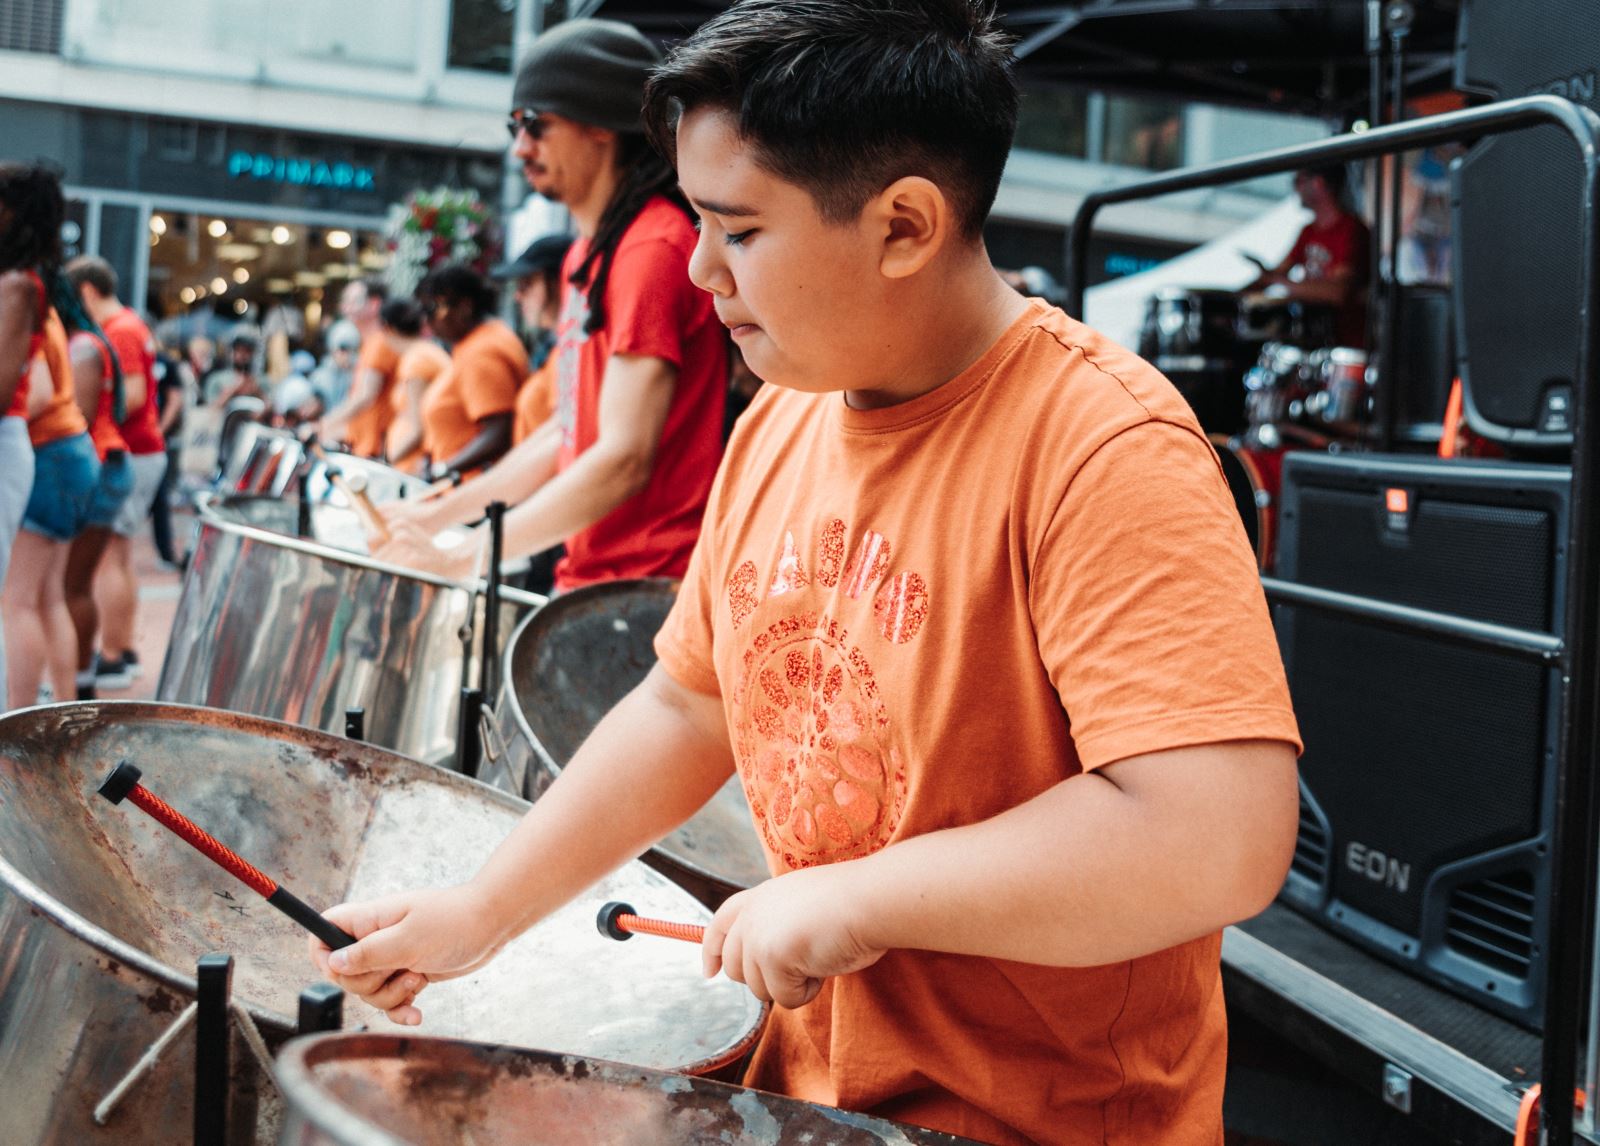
{"left": 277, "top": 1033, "right": 981, "bottom": 1146}
{"left": 158, "top": 494, "right": 538, "bottom": 769}
{"left": 0, "top": 703, "right": 766, "bottom": 1145}
{"left": 484, "top": 580, "right": 770, "bottom": 909}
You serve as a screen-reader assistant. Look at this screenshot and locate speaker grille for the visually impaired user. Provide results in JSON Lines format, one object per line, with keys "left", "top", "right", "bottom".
{"left": 1446, "top": 871, "right": 1537, "bottom": 979}
{"left": 1292, "top": 795, "right": 1328, "bottom": 884}
{"left": 1296, "top": 489, "right": 1553, "bottom": 629}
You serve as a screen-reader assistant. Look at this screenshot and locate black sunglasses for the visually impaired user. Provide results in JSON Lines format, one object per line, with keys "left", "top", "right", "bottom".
{"left": 506, "top": 109, "right": 552, "bottom": 141}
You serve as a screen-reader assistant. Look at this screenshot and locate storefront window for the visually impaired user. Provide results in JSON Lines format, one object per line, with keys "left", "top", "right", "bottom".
{"left": 1013, "top": 84, "right": 1089, "bottom": 159}
{"left": 1103, "top": 96, "right": 1185, "bottom": 171}
{"left": 146, "top": 213, "right": 386, "bottom": 350}
{"left": 448, "top": 0, "right": 564, "bottom": 74}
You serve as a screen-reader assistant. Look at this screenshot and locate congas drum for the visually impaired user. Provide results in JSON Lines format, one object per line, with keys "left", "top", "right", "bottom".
{"left": 277, "top": 1033, "right": 982, "bottom": 1146}
{"left": 1210, "top": 434, "right": 1286, "bottom": 573}
{"left": 1138, "top": 287, "right": 1248, "bottom": 433}
{"left": 0, "top": 703, "right": 765, "bottom": 1145}
{"left": 485, "top": 580, "right": 769, "bottom": 909}
{"left": 159, "top": 494, "right": 539, "bottom": 770}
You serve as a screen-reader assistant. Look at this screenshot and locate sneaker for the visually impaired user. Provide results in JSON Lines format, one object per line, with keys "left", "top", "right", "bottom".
{"left": 76, "top": 669, "right": 97, "bottom": 701}
{"left": 93, "top": 653, "right": 134, "bottom": 691}
{"left": 122, "top": 648, "right": 143, "bottom": 680}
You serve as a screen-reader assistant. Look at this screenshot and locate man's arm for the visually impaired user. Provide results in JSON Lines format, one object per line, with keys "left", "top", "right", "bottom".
{"left": 309, "top": 663, "right": 735, "bottom": 1022}
{"left": 493, "top": 353, "right": 675, "bottom": 558}
{"left": 388, "top": 420, "right": 562, "bottom": 534}
{"left": 320, "top": 366, "right": 384, "bottom": 443}
{"left": 158, "top": 376, "right": 184, "bottom": 436}
{"left": 0, "top": 271, "right": 38, "bottom": 411}
{"left": 437, "top": 412, "right": 514, "bottom": 477}
{"left": 379, "top": 354, "right": 676, "bottom": 576}
{"left": 704, "top": 739, "right": 1299, "bottom": 1006}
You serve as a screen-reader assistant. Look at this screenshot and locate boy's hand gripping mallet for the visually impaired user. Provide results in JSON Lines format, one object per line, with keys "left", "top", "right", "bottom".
{"left": 97, "top": 763, "right": 356, "bottom": 951}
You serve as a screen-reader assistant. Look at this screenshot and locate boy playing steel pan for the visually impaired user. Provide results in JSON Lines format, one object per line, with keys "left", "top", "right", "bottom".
{"left": 312, "top": 2, "right": 1302, "bottom": 1141}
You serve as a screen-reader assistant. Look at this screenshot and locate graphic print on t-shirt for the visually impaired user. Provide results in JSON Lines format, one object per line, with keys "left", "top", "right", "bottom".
{"left": 726, "top": 517, "right": 930, "bottom": 870}
{"left": 554, "top": 282, "right": 590, "bottom": 451}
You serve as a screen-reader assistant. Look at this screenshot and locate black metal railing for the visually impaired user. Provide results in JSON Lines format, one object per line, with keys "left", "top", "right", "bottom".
{"left": 1067, "top": 95, "right": 1600, "bottom": 1146}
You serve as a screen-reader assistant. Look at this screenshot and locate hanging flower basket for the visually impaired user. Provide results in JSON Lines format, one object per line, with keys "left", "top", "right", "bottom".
{"left": 383, "top": 187, "right": 497, "bottom": 297}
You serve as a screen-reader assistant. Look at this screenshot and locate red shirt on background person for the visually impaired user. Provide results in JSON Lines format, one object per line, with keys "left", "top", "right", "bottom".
{"left": 552, "top": 194, "right": 726, "bottom": 588}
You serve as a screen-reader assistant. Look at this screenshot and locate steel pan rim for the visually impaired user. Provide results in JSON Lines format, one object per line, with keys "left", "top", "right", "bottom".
{"left": 275, "top": 1030, "right": 785, "bottom": 1146}
{"left": 495, "top": 579, "right": 768, "bottom": 900}
{"left": 196, "top": 492, "right": 547, "bottom": 610}
{"left": 0, "top": 699, "right": 547, "bottom": 1036}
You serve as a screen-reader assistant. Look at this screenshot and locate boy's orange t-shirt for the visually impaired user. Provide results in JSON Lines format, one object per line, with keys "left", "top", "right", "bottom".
{"left": 655, "top": 299, "right": 1301, "bottom": 1146}
{"left": 385, "top": 339, "right": 451, "bottom": 468}
{"left": 513, "top": 359, "right": 557, "bottom": 444}
{"left": 420, "top": 318, "right": 527, "bottom": 468}
{"left": 28, "top": 311, "right": 89, "bottom": 446}
{"left": 347, "top": 336, "right": 401, "bottom": 458}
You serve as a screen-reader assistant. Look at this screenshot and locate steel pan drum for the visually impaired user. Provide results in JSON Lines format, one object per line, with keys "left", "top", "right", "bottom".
{"left": 486, "top": 580, "right": 769, "bottom": 909}
{"left": 159, "top": 494, "right": 539, "bottom": 770}
{"left": 0, "top": 703, "right": 765, "bottom": 1145}
{"left": 277, "top": 1034, "right": 979, "bottom": 1146}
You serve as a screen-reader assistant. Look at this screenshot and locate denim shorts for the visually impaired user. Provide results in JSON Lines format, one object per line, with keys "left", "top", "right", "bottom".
{"left": 21, "top": 431, "right": 101, "bottom": 542}
{"left": 84, "top": 450, "right": 134, "bottom": 530}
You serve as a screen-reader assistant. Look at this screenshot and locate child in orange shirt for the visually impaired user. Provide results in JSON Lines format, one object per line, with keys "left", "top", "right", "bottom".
{"left": 312, "top": 4, "right": 1301, "bottom": 1142}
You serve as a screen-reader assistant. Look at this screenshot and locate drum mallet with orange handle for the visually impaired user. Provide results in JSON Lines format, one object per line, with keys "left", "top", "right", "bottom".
{"left": 97, "top": 763, "right": 356, "bottom": 951}
{"left": 597, "top": 901, "right": 706, "bottom": 944}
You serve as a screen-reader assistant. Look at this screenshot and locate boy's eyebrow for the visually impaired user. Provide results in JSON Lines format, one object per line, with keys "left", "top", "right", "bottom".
{"left": 689, "top": 196, "right": 760, "bottom": 218}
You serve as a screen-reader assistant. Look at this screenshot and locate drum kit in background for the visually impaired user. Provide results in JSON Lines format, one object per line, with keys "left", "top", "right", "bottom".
{"left": 0, "top": 425, "right": 802, "bottom": 1142}
{"left": 1139, "top": 286, "right": 1373, "bottom": 572}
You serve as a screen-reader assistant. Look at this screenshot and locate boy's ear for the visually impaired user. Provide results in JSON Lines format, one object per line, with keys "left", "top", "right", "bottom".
{"left": 874, "top": 176, "right": 950, "bottom": 280}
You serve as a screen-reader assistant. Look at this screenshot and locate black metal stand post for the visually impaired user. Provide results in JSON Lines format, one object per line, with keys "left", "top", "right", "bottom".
{"left": 194, "top": 953, "right": 232, "bottom": 1146}
{"left": 1364, "top": 0, "right": 1386, "bottom": 369}
{"left": 457, "top": 687, "right": 484, "bottom": 779}
{"left": 344, "top": 707, "right": 365, "bottom": 742}
{"left": 1376, "top": 0, "right": 1415, "bottom": 451}
{"left": 297, "top": 982, "right": 345, "bottom": 1035}
{"left": 296, "top": 470, "right": 312, "bottom": 539}
{"left": 482, "top": 501, "right": 507, "bottom": 705}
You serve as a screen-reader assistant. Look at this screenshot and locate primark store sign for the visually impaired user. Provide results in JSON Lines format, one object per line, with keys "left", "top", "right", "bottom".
{"left": 227, "top": 151, "right": 377, "bottom": 192}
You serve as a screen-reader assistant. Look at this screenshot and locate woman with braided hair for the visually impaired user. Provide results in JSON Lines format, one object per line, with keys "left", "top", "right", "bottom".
{"left": 378, "top": 18, "right": 726, "bottom": 593}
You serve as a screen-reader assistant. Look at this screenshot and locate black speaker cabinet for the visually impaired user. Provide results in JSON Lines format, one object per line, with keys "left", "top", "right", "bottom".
{"left": 1453, "top": 0, "right": 1593, "bottom": 448}
{"left": 1275, "top": 452, "right": 1569, "bottom": 1028}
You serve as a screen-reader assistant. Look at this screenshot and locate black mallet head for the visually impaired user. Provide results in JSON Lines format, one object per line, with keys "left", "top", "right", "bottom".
{"left": 98, "top": 762, "right": 143, "bottom": 805}
{"left": 597, "top": 901, "right": 636, "bottom": 941}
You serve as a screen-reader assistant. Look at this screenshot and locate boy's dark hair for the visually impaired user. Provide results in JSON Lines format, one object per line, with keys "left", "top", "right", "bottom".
{"left": 67, "top": 254, "right": 119, "bottom": 299}
{"left": 418, "top": 262, "right": 499, "bottom": 318}
{"left": 643, "top": 0, "right": 1018, "bottom": 238}
{"left": 380, "top": 297, "right": 426, "bottom": 337}
{"left": 361, "top": 277, "right": 390, "bottom": 306}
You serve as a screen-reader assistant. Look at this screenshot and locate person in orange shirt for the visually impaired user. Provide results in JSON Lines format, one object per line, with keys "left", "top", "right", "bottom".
{"left": 1, "top": 310, "right": 99, "bottom": 707}
{"left": 495, "top": 233, "right": 572, "bottom": 444}
{"left": 320, "top": 278, "right": 398, "bottom": 456}
{"left": 309, "top": 6, "right": 1300, "bottom": 1144}
{"left": 414, "top": 264, "right": 527, "bottom": 480}
{"left": 379, "top": 298, "right": 451, "bottom": 472}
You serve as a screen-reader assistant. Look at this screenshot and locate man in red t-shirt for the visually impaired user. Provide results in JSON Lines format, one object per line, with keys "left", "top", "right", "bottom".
{"left": 67, "top": 256, "right": 164, "bottom": 688}
{"left": 1243, "top": 164, "right": 1372, "bottom": 347}
{"left": 380, "top": 19, "right": 726, "bottom": 592}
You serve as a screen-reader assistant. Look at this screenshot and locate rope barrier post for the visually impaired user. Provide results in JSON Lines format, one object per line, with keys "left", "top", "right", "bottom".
{"left": 344, "top": 707, "right": 365, "bottom": 742}
{"left": 297, "top": 982, "right": 345, "bottom": 1036}
{"left": 457, "top": 688, "right": 484, "bottom": 779}
{"left": 194, "top": 954, "right": 233, "bottom": 1146}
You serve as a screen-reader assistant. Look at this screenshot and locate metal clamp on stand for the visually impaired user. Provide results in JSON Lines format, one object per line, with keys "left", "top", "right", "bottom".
{"left": 344, "top": 707, "right": 365, "bottom": 742}
{"left": 297, "top": 982, "right": 344, "bottom": 1035}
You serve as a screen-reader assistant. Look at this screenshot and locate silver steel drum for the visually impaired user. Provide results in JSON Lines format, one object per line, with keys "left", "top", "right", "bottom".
{"left": 216, "top": 398, "right": 270, "bottom": 486}
{"left": 277, "top": 1034, "right": 981, "bottom": 1146}
{"left": 158, "top": 494, "right": 540, "bottom": 770}
{"left": 305, "top": 451, "right": 431, "bottom": 508}
{"left": 0, "top": 703, "right": 766, "bottom": 1145}
{"left": 222, "top": 423, "right": 302, "bottom": 497}
{"left": 484, "top": 580, "right": 770, "bottom": 909}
